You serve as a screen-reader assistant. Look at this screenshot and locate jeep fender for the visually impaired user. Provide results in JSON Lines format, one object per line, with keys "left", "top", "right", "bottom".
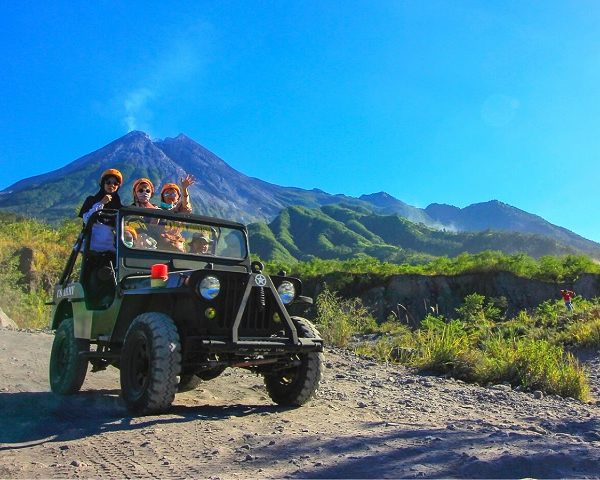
{"left": 50, "top": 300, "right": 73, "bottom": 331}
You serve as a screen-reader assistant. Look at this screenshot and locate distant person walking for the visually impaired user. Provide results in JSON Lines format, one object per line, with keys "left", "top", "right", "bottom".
{"left": 560, "top": 289, "right": 575, "bottom": 312}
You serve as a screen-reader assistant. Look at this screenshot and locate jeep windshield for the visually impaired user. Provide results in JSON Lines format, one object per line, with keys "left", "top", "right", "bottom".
{"left": 121, "top": 213, "right": 248, "bottom": 260}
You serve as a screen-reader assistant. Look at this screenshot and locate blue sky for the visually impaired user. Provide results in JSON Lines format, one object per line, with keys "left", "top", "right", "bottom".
{"left": 1, "top": 1, "right": 600, "bottom": 241}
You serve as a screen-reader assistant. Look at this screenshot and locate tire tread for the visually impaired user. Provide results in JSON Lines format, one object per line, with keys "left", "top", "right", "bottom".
{"left": 264, "top": 317, "right": 323, "bottom": 406}
{"left": 120, "top": 312, "right": 181, "bottom": 414}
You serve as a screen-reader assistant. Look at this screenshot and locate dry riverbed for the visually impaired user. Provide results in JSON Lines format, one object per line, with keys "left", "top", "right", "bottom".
{"left": 1, "top": 327, "right": 599, "bottom": 479}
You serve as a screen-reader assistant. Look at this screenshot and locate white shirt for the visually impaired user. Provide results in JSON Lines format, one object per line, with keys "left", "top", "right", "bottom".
{"left": 83, "top": 201, "right": 115, "bottom": 252}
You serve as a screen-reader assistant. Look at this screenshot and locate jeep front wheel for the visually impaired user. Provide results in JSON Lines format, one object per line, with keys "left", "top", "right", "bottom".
{"left": 120, "top": 312, "right": 181, "bottom": 414}
{"left": 49, "top": 317, "right": 90, "bottom": 394}
{"left": 264, "top": 317, "right": 323, "bottom": 406}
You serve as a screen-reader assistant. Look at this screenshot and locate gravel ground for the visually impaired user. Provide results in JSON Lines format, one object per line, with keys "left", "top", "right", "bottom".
{"left": 1, "top": 327, "right": 599, "bottom": 479}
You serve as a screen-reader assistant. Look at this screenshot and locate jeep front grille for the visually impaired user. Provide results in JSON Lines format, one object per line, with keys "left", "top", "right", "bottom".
{"left": 215, "top": 275, "right": 284, "bottom": 337}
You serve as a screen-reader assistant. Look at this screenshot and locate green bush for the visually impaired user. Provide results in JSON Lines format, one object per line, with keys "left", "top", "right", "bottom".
{"left": 535, "top": 300, "right": 562, "bottom": 328}
{"left": 562, "top": 319, "right": 600, "bottom": 348}
{"left": 355, "top": 323, "right": 416, "bottom": 363}
{"left": 0, "top": 217, "right": 79, "bottom": 329}
{"left": 412, "top": 317, "right": 472, "bottom": 374}
{"left": 455, "top": 293, "right": 504, "bottom": 340}
{"left": 266, "top": 251, "right": 600, "bottom": 281}
{"left": 314, "top": 287, "right": 377, "bottom": 347}
{"left": 476, "top": 337, "right": 588, "bottom": 400}
{"left": 0, "top": 269, "right": 51, "bottom": 329}
{"left": 350, "top": 293, "right": 597, "bottom": 401}
{"left": 494, "top": 310, "right": 535, "bottom": 340}
{"left": 377, "top": 315, "right": 413, "bottom": 335}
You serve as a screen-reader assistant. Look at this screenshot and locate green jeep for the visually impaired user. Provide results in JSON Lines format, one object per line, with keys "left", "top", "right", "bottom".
{"left": 49, "top": 206, "right": 323, "bottom": 414}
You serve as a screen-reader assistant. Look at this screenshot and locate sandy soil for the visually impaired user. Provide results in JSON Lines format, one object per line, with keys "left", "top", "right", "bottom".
{"left": 1, "top": 327, "right": 599, "bottom": 479}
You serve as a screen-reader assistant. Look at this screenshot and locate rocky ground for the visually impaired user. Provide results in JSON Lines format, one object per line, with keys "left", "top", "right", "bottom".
{"left": 1, "top": 327, "right": 599, "bottom": 479}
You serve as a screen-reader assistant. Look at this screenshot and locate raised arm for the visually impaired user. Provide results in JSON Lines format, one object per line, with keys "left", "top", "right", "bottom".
{"left": 179, "top": 174, "right": 196, "bottom": 213}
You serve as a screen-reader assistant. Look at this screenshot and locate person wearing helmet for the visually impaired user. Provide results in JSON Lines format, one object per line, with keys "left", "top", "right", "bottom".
{"left": 131, "top": 178, "right": 159, "bottom": 209}
{"left": 160, "top": 174, "right": 195, "bottom": 213}
{"left": 123, "top": 226, "right": 139, "bottom": 248}
{"left": 78, "top": 168, "right": 123, "bottom": 252}
{"left": 78, "top": 168, "right": 123, "bottom": 308}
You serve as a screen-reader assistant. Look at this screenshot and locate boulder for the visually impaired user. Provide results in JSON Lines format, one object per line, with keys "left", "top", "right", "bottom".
{"left": 0, "top": 307, "right": 18, "bottom": 329}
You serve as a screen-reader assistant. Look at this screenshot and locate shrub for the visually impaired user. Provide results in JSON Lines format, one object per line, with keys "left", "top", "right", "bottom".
{"left": 476, "top": 337, "right": 589, "bottom": 400}
{"left": 494, "top": 310, "right": 535, "bottom": 340}
{"left": 0, "top": 248, "right": 52, "bottom": 329}
{"left": 354, "top": 326, "right": 417, "bottom": 363}
{"left": 350, "top": 294, "right": 595, "bottom": 401}
{"left": 454, "top": 293, "right": 505, "bottom": 343}
{"left": 314, "top": 287, "right": 377, "bottom": 347}
{"left": 534, "top": 300, "right": 561, "bottom": 328}
{"left": 0, "top": 217, "right": 79, "bottom": 329}
{"left": 377, "top": 315, "right": 413, "bottom": 335}
{"left": 412, "top": 318, "right": 472, "bottom": 374}
{"left": 563, "top": 319, "right": 600, "bottom": 348}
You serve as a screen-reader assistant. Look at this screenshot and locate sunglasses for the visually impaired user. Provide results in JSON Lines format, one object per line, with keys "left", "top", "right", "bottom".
{"left": 163, "top": 191, "right": 178, "bottom": 197}
{"left": 137, "top": 188, "right": 152, "bottom": 194}
{"left": 105, "top": 180, "right": 120, "bottom": 186}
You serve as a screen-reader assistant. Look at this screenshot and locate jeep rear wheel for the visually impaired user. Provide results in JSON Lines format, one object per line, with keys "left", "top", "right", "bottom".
{"left": 120, "top": 312, "right": 181, "bottom": 414}
{"left": 264, "top": 317, "right": 323, "bottom": 406}
{"left": 49, "top": 318, "right": 90, "bottom": 394}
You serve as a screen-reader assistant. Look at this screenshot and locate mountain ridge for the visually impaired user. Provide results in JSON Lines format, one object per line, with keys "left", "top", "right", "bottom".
{"left": 1, "top": 130, "right": 598, "bottom": 257}
{"left": 247, "top": 204, "right": 593, "bottom": 262}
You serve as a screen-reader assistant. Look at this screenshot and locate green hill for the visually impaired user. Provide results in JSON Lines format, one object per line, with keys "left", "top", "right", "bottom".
{"left": 248, "top": 204, "right": 580, "bottom": 263}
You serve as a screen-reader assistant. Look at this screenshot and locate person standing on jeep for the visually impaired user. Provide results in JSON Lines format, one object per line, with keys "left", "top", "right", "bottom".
{"left": 131, "top": 178, "right": 159, "bottom": 209}
{"left": 78, "top": 168, "right": 123, "bottom": 252}
{"left": 160, "top": 174, "right": 195, "bottom": 213}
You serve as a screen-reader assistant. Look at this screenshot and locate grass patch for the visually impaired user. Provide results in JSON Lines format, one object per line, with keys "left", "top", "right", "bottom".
{"left": 319, "top": 292, "right": 597, "bottom": 401}
{"left": 475, "top": 337, "right": 589, "bottom": 400}
{"left": 314, "top": 287, "right": 377, "bottom": 347}
{"left": 562, "top": 318, "right": 600, "bottom": 348}
{"left": 411, "top": 317, "right": 472, "bottom": 374}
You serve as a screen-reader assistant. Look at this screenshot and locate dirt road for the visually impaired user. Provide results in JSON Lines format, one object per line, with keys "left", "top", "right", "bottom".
{"left": 1, "top": 327, "right": 599, "bottom": 479}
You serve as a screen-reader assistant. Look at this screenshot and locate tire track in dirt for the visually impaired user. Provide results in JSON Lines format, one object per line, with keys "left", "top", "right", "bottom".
{"left": 1, "top": 328, "right": 599, "bottom": 479}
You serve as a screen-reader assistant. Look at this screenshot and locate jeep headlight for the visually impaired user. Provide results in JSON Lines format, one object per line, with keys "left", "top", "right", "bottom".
{"left": 277, "top": 281, "right": 296, "bottom": 305}
{"left": 198, "top": 275, "right": 220, "bottom": 300}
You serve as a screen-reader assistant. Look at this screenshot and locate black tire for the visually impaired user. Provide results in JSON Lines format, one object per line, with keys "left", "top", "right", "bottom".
{"left": 177, "top": 374, "right": 202, "bottom": 393}
{"left": 264, "top": 317, "right": 323, "bottom": 406}
{"left": 49, "top": 318, "right": 90, "bottom": 395}
{"left": 178, "top": 365, "right": 227, "bottom": 392}
{"left": 196, "top": 365, "right": 227, "bottom": 381}
{"left": 120, "top": 312, "right": 181, "bottom": 414}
